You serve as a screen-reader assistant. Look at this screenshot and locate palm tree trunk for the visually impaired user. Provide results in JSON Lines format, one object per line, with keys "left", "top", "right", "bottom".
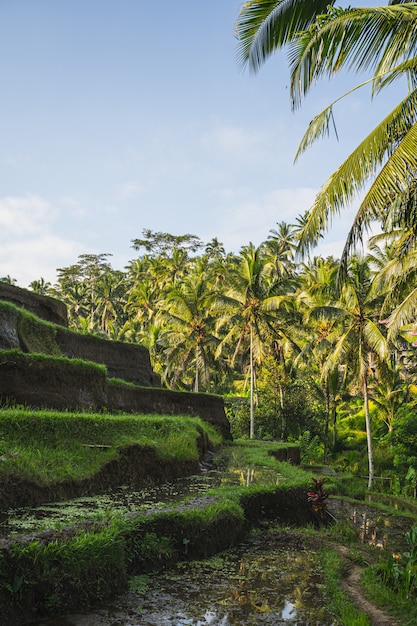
{"left": 363, "top": 375, "right": 374, "bottom": 490}
{"left": 250, "top": 327, "right": 255, "bottom": 439}
{"left": 194, "top": 345, "right": 199, "bottom": 393}
{"left": 324, "top": 377, "right": 330, "bottom": 465}
{"left": 279, "top": 383, "right": 285, "bottom": 439}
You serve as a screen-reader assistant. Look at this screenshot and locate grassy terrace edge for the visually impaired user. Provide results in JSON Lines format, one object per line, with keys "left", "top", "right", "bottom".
{"left": 0, "top": 408, "right": 223, "bottom": 483}
{"left": 0, "top": 419, "right": 311, "bottom": 624}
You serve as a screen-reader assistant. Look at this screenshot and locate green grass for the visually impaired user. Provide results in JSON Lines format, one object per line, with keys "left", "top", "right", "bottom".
{"left": 361, "top": 560, "right": 417, "bottom": 625}
{"left": 0, "top": 407, "right": 222, "bottom": 484}
{"left": 319, "top": 548, "right": 371, "bottom": 625}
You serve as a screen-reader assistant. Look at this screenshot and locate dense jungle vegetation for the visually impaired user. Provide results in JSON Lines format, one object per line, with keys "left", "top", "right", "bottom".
{"left": 4, "top": 221, "right": 417, "bottom": 495}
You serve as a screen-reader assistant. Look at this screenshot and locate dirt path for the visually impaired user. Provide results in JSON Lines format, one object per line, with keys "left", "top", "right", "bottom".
{"left": 335, "top": 544, "right": 401, "bottom": 626}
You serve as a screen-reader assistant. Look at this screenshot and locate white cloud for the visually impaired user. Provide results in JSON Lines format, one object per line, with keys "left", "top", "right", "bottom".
{"left": 0, "top": 194, "right": 86, "bottom": 286}
{"left": 0, "top": 194, "right": 52, "bottom": 236}
{"left": 212, "top": 187, "right": 318, "bottom": 251}
{"left": 0, "top": 234, "right": 85, "bottom": 287}
{"left": 120, "top": 182, "right": 145, "bottom": 200}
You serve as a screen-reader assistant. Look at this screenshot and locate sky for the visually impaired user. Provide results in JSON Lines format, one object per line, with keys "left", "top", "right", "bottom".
{"left": 0, "top": 0, "right": 401, "bottom": 287}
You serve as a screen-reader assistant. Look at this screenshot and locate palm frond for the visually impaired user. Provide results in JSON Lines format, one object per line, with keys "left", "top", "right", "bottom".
{"left": 363, "top": 319, "right": 390, "bottom": 360}
{"left": 290, "top": 4, "right": 417, "bottom": 107}
{"left": 297, "top": 90, "right": 417, "bottom": 258}
{"left": 387, "top": 285, "right": 417, "bottom": 337}
{"left": 235, "top": 0, "right": 335, "bottom": 72}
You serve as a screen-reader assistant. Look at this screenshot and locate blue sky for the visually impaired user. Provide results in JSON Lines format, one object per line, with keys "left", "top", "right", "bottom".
{"left": 0, "top": 0, "right": 400, "bottom": 286}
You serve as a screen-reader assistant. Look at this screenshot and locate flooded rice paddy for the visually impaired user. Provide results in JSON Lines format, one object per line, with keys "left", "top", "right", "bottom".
{"left": 9, "top": 448, "right": 417, "bottom": 625}
{"left": 1, "top": 449, "right": 283, "bottom": 538}
{"left": 26, "top": 529, "right": 335, "bottom": 626}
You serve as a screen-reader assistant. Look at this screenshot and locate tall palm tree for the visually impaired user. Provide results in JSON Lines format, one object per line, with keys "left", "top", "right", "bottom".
{"left": 296, "top": 256, "right": 343, "bottom": 459}
{"left": 319, "top": 256, "right": 390, "bottom": 488}
{"left": 158, "top": 272, "right": 219, "bottom": 392}
{"left": 94, "top": 271, "right": 126, "bottom": 335}
{"left": 216, "top": 243, "right": 285, "bottom": 438}
{"left": 264, "top": 221, "right": 297, "bottom": 279}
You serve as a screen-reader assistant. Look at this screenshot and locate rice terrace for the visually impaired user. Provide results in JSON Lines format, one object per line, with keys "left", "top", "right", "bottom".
{"left": 0, "top": 278, "right": 416, "bottom": 626}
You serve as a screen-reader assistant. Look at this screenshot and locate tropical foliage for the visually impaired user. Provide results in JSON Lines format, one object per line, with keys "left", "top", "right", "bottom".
{"left": 0, "top": 220, "right": 412, "bottom": 494}
{"left": 232, "top": 0, "right": 417, "bottom": 490}
{"left": 3, "top": 1, "right": 417, "bottom": 493}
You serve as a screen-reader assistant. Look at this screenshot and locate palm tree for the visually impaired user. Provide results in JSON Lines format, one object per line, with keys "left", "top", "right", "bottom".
{"left": 236, "top": 2, "right": 417, "bottom": 273}
{"left": 289, "top": 3, "right": 417, "bottom": 268}
{"left": 372, "top": 359, "right": 409, "bottom": 434}
{"left": 29, "top": 278, "right": 52, "bottom": 295}
{"left": 94, "top": 271, "right": 127, "bottom": 335}
{"left": 205, "top": 237, "right": 226, "bottom": 260}
{"left": 264, "top": 221, "right": 297, "bottom": 279}
{"left": 158, "top": 271, "right": 219, "bottom": 392}
{"left": 216, "top": 243, "right": 286, "bottom": 438}
{"left": 296, "top": 256, "right": 343, "bottom": 460}
{"left": 125, "top": 279, "right": 161, "bottom": 331}
{"left": 319, "top": 256, "right": 390, "bottom": 488}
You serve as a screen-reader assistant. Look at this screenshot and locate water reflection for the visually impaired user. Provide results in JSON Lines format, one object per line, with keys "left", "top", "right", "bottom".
{"left": 1, "top": 448, "right": 283, "bottom": 537}
{"left": 26, "top": 530, "right": 336, "bottom": 625}
{"left": 328, "top": 498, "right": 414, "bottom": 553}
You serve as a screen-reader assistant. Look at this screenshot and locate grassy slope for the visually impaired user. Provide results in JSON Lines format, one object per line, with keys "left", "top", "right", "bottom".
{"left": 0, "top": 408, "right": 222, "bottom": 484}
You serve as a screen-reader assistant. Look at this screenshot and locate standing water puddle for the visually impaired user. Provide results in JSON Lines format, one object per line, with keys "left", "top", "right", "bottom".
{"left": 1, "top": 449, "right": 283, "bottom": 537}
{"left": 25, "top": 529, "right": 336, "bottom": 625}
{"left": 9, "top": 448, "right": 416, "bottom": 625}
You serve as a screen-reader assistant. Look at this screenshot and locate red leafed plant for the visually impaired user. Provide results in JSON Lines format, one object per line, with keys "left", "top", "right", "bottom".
{"left": 307, "top": 477, "right": 329, "bottom": 516}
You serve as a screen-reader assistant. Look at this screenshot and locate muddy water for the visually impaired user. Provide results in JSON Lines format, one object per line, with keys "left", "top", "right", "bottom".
{"left": 26, "top": 530, "right": 336, "bottom": 626}
{"left": 10, "top": 448, "right": 416, "bottom": 625}
{"left": 328, "top": 498, "right": 415, "bottom": 553}
{"left": 1, "top": 449, "right": 283, "bottom": 538}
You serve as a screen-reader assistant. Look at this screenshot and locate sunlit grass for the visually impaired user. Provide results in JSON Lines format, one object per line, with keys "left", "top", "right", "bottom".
{"left": 0, "top": 407, "right": 222, "bottom": 484}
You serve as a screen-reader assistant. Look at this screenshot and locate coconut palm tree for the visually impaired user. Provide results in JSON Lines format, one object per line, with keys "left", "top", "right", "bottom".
{"left": 264, "top": 221, "right": 297, "bottom": 279}
{"left": 289, "top": 2, "right": 417, "bottom": 269}
{"left": 318, "top": 255, "right": 390, "bottom": 488}
{"left": 216, "top": 243, "right": 287, "bottom": 438}
{"left": 296, "top": 256, "right": 343, "bottom": 459}
{"left": 236, "top": 2, "right": 417, "bottom": 274}
{"left": 29, "top": 278, "right": 52, "bottom": 295}
{"left": 158, "top": 271, "right": 219, "bottom": 392}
